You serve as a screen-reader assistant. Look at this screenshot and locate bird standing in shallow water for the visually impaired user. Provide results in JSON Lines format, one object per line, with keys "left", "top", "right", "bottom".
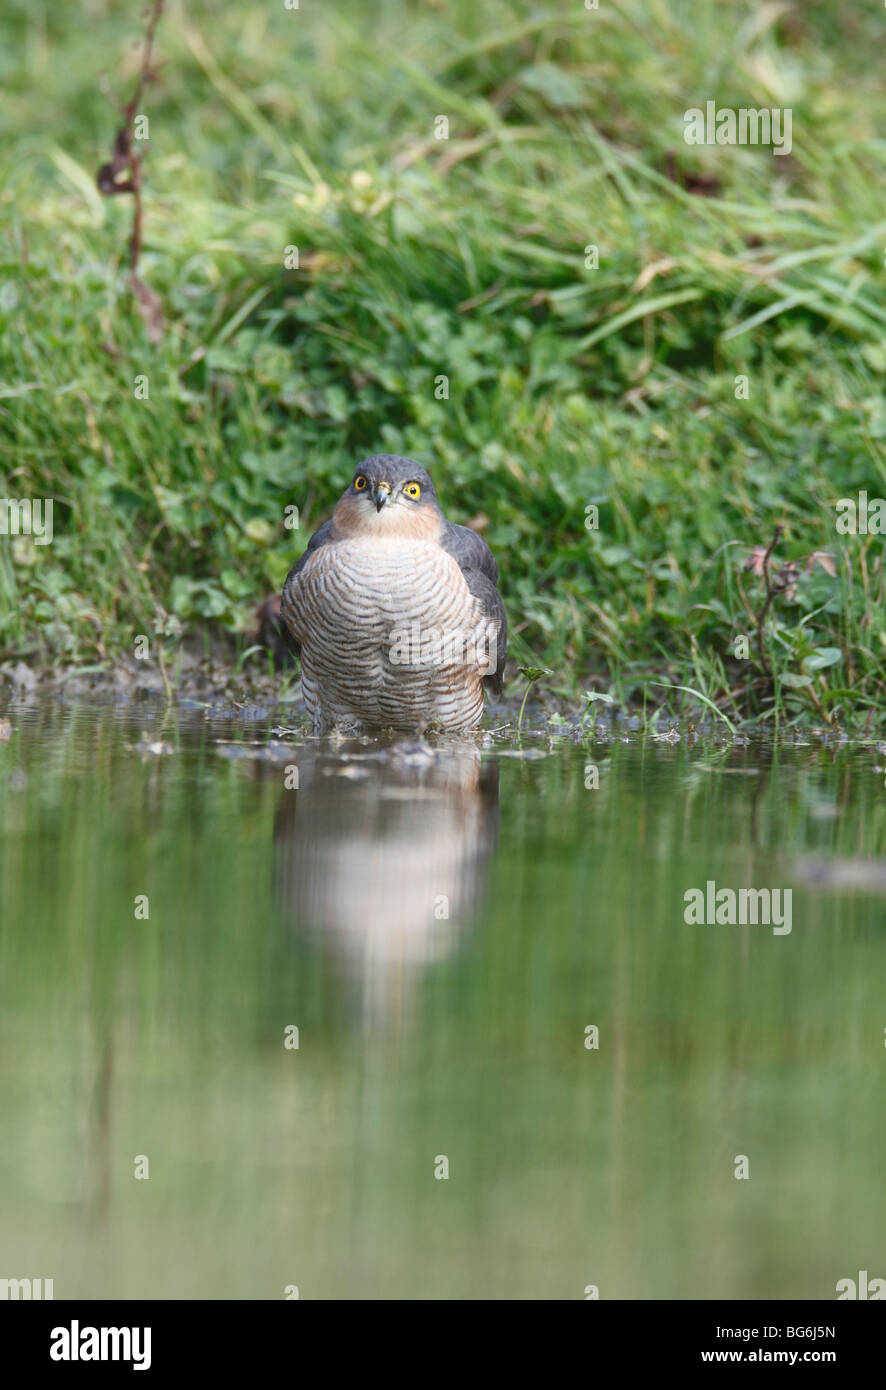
{"left": 281, "top": 455, "right": 507, "bottom": 733}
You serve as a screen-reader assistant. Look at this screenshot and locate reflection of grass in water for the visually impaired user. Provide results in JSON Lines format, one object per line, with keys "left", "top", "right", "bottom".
{"left": 1, "top": 706, "right": 886, "bottom": 1295}
{"left": 1, "top": 3, "right": 885, "bottom": 721}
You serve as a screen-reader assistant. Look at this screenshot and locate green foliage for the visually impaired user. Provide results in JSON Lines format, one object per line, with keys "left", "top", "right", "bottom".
{"left": 1, "top": 0, "right": 885, "bottom": 722}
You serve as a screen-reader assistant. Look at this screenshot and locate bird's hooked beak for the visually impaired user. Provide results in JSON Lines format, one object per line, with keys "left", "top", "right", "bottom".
{"left": 373, "top": 481, "right": 392, "bottom": 513}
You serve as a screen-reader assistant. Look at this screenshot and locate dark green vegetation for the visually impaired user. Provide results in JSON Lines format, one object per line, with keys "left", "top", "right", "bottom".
{"left": 3, "top": 702, "right": 885, "bottom": 1297}
{"left": 1, "top": 1, "right": 885, "bottom": 724}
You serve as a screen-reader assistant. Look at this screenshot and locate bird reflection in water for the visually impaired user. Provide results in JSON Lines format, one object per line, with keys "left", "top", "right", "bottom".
{"left": 273, "top": 737, "right": 499, "bottom": 1032}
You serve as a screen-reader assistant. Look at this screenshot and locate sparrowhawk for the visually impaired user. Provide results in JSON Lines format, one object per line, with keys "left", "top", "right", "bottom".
{"left": 274, "top": 738, "right": 500, "bottom": 1029}
{"left": 281, "top": 455, "right": 507, "bottom": 733}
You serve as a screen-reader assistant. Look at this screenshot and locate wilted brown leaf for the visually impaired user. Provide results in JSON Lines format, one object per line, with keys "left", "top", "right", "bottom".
{"left": 806, "top": 551, "right": 838, "bottom": 578}
{"left": 744, "top": 546, "right": 769, "bottom": 575}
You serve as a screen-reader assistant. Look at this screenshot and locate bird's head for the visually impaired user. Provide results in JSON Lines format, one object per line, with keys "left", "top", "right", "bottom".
{"left": 332, "top": 455, "right": 444, "bottom": 540}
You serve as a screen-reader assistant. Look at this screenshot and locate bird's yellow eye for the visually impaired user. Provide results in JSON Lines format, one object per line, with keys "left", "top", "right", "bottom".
{"left": 403, "top": 482, "right": 421, "bottom": 500}
{"left": 354, "top": 475, "right": 368, "bottom": 491}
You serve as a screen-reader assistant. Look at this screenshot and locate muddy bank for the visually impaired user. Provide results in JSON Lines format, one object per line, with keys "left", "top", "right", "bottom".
{"left": 0, "top": 644, "right": 557, "bottom": 730}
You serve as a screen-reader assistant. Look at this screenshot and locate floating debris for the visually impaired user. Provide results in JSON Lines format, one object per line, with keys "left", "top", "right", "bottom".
{"left": 793, "top": 855, "right": 886, "bottom": 894}
{"left": 134, "top": 732, "right": 175, "bottom": 757}
{"left": 701, "top": 767, "right": 760, "bottom": 775}
{"left": 215, "top": 740, "right": 300, "bottom": 764}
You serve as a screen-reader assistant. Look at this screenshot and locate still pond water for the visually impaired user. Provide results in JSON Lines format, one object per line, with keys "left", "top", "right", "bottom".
{"left": 1, "top": 691, "right": 884, "bottom": 1299}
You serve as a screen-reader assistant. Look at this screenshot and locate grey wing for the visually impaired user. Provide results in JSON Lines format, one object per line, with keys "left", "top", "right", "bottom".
{"left": 441, "top": 523, "right": 507, "bottom": 695}
{"left": 441, "top": 521, "right": 499, "bottom": 586}
{"left": 280, "top": 518, "right": 334, "bottom": 659}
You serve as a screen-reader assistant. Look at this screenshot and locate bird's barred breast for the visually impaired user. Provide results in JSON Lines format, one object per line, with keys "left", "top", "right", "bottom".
{"left": 291, "top": 537, "right": 489, "bottom": 730}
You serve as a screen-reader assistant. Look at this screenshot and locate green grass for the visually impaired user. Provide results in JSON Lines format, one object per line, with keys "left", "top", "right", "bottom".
{"left": 1, "top": 0, "right": 885, "bottom": 725}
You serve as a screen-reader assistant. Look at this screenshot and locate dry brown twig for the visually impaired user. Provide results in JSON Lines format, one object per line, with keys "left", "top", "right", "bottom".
{"left": 96, "top": 1, "right": 165, "bottom": 342}
{"left": 743, "top": 528, "right": 837, "bottom": 679}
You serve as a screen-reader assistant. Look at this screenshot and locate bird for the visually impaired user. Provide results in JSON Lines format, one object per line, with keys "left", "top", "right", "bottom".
{"left": 274, "top": 738, "right": 500, "bottom": 1031}
{"left": 280, "top": 455, "right": 507, "bottom": 733}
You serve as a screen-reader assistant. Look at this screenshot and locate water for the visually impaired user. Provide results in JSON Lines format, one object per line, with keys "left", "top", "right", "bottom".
{"left": 1, "top": 693, "right": 884, "bottom": 1300}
